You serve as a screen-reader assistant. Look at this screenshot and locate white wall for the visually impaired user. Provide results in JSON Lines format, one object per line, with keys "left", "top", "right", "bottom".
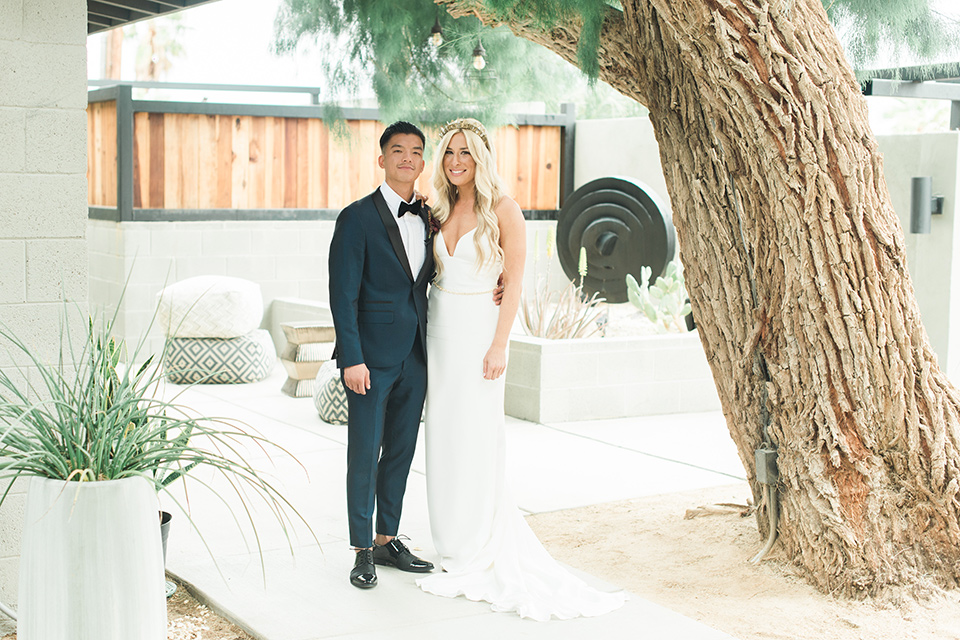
{"left": 0, "top": 0, "right": 88, "bottom": 617}
{"left": 573, "top": 117, "right": 670, "bottom": 207}
{"left": 877, "top": 132, "right": 960, "bottom": 382}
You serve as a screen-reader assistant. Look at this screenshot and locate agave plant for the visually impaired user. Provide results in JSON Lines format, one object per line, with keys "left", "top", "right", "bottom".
{"left": 520, "top": 229, "right": 607, "bottom": 339}
{"left": 0, "top": 301, "right": 310, "bottom": 570}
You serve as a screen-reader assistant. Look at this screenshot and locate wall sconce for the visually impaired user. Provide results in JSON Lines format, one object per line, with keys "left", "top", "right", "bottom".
{"left": 910, "top": 176, "right": 945, "bottom": 234}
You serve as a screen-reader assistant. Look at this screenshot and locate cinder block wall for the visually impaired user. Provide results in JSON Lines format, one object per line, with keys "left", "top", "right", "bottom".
{"left": 0, "top": 0, "right": 88, "bottom": 614}
{"left": 88, "top": 219, "right": 336, "bottom": 356}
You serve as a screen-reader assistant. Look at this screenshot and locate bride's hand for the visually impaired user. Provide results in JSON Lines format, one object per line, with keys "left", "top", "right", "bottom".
{"left": 483, "top": 347, "right": 506, "bottom": 380}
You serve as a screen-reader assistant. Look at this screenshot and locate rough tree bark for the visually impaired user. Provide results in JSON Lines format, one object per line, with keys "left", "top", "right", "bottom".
{"left": 442, "top": 0, "right": 960, "bottom": 596}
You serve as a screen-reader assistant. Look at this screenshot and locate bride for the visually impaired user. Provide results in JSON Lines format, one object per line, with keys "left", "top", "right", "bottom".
{"left": 417, "top": 118, "right": 627, "bottom": 621}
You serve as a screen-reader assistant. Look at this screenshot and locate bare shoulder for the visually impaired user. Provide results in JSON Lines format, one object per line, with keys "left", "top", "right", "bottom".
{"left": 494, "top": 195, "right": 524, "bottom": 227}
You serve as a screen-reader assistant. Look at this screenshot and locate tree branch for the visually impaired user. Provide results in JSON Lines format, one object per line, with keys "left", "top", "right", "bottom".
{"left": 436, "top": 0, "right": 652, "bottom": 106}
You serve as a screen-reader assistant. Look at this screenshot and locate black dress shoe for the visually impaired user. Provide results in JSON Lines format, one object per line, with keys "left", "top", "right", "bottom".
{"left": 373, "top": 537, "right": 434, "bottom": 573}
{"left": 350, "top": 549, "right": 377, "bottom": 589}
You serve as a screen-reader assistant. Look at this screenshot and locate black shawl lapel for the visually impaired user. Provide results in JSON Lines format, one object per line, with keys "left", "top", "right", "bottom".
{"left": 373, "top": 189, "right": 415, "bottom": 282}
{"left": 415, "top": 232, "right": 435, "bottom": 286}
{"left": 414, "top": 204, "right": 435, "bottom": 285}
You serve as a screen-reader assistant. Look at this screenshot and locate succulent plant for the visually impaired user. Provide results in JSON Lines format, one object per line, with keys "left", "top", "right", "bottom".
{"left": 626, "top": 259, "right": 692, "bottom": 333}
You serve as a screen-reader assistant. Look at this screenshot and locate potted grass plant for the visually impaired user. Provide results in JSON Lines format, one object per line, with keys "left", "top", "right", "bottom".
{"left": 0, "top": 302, "right": 305, "bottom": 640}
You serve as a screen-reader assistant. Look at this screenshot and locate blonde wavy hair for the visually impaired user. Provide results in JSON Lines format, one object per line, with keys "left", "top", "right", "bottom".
{"left": 431, "top": 119, "right": 507, "bottom": 279}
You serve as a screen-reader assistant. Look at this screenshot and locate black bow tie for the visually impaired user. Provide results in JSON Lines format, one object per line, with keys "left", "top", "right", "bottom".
{"left": 397, "top": 200, "right": 420, "bottom": 218}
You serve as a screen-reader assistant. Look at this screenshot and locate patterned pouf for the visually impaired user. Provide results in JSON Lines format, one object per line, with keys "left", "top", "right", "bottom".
{"left": 313, "top": 360, "right": 348, "bottom": 425}
{"left": 163, "top": 329, "right": 275, "bottom": 384}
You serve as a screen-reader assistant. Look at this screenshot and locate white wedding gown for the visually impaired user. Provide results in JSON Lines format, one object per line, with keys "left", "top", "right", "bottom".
{"left": 417, "top": 228, "right": 627, "bottom": 621}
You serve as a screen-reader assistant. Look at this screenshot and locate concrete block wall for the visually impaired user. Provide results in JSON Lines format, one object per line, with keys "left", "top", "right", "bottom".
{"left": 505, "top": 332, "right": 720, "bottom": 423}
{"left": 88, "top": 219, "right": 336, "bottom": 357}
{"left": 0, "top": 479, "right": 26, "bottom": 617}
{"left": 0, "top": 0, "right": 88, "bottom": 616}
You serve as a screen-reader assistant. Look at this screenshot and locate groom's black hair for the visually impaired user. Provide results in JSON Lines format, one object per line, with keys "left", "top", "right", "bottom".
{"left": 380, "top": 121, "right": 426, "bottom": 152}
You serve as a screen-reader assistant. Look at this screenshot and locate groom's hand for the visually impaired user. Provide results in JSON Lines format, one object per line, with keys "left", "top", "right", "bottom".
{"left": 492, "top": 274, "right": 504, "bottom": 305}
{"left": 343, "top": 363, "right": 371, "bottom": 395}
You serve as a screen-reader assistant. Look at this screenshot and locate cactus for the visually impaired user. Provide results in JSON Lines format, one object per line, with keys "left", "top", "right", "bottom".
{"left": 626, "top": 259, "right": 692, "bottom": 333}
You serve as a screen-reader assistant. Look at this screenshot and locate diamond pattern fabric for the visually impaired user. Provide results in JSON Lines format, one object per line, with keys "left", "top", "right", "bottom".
{"left": 313, "top": 360, "right": 348, "bottom": 424}
{"left": 163, "top": 330, "right": 275, "bottom": 384}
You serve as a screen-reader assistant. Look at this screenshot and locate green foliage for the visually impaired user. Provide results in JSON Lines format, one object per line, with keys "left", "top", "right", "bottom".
{"left": 874, "top": 97, "right": 951, "bottom": 134}
{"left": 275, "top": 0, "right": 958, "bottom": 128}
{"left": 480, "top": 0, "right": 610, "bottom": 78}
{"left": 0, "top": 299, "right": 310, "bottom": 567}
{"left": 127, "top": 13, "right": 187, "bottom": 83}
{"left": 825, "top": 0, "right": 960, "bottom": 72}
{"left": 273, "top": 0, "right": 641, "bottom": 127}
{"left": 626, "top": 260, "right": 691, "bottom": 333}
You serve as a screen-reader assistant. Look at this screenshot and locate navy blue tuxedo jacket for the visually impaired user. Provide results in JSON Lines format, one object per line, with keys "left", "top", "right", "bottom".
{"left": 329, "top": 189, "right": 434, "bottom": 369}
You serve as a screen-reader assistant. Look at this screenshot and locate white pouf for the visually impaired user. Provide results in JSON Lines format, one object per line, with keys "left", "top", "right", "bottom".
{"left": 157, "top": 275, "right": 263, "bottom": 338}
{"left": 313, "top": 360, "right": 348, "bottom": 424}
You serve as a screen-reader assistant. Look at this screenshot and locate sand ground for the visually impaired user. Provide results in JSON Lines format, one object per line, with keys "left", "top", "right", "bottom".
{"left": 530, "top": 483, "right": 960, "bottom": 640}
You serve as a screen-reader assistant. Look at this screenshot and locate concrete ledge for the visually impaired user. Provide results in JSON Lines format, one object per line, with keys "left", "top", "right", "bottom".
{"left": 505, "top": 332, "right": 721, "bottom": 423}
{"left": 268, "top": 298, "right": 334, "bottom": 353}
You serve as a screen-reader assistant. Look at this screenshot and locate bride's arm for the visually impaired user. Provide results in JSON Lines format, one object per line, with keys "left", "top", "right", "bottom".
{"left": 483, "top": 196, "right": 526, "bottom": 380}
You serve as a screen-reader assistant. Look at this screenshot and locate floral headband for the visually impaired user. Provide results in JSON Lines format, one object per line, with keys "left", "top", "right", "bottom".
{"left": 438, "top": 118, "right": 490, "bottom": 150}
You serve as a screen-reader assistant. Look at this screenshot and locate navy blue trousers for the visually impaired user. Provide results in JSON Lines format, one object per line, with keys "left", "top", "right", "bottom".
{"left": 344, "top": 338, "right": 426, "bottom": 549}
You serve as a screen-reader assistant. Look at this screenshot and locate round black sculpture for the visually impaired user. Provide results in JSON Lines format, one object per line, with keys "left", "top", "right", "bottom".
{"left": 557, "top": 177, "right": 676, "bottom": 303}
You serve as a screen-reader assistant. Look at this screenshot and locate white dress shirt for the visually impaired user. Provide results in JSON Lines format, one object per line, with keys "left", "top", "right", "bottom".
{"left": 379, "top": 182, "right": 426, "bottom": 277}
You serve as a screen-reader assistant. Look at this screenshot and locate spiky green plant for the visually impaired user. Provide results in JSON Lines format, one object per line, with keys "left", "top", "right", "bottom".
{"left": 0, "top": 301, "right": 312, "bottom": 574}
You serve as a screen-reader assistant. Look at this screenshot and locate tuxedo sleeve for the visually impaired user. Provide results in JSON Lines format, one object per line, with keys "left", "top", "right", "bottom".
{"left": 328, "top": 208, "right": 365, "bottom": 368}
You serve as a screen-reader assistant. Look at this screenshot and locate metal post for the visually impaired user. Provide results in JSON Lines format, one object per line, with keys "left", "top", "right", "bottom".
{"left": 559, "top": 102, "right": 576, "bottom": 207}
{"left": 116, "top": 84, "right": 135, "bottom": 222}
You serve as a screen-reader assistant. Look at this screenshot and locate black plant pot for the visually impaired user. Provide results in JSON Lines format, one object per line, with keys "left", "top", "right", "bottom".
{"left": 159, "top": 511, "right": 176, "bottom": 598}
{"left": 160, "top": 511, "right": 172, "bottom": 565}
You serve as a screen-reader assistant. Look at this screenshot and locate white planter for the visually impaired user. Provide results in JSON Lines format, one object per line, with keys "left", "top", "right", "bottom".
{"left": 505, "top": 331, "right": 721, "bottom": 423}
{"left": 17, "top": 476, "right": 166, "bottom": 640}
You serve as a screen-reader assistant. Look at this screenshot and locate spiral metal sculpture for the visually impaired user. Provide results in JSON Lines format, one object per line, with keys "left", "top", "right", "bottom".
{"left": 557, "top": 177, "right": 676, "bottom": 304}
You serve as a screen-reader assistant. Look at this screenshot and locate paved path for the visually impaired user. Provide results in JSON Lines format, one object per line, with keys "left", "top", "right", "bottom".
{"left": 164, "top": 367, "right": 747, "bottom": 640}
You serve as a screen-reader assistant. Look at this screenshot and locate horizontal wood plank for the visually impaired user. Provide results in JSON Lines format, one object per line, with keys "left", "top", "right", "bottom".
{"left": 89, "top": 110, "right": 563, "bottom": 211}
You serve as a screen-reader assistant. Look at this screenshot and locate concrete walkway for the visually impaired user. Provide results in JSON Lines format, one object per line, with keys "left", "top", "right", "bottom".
{"left": 163, "top": 366, "right": 747, "bottom": 640}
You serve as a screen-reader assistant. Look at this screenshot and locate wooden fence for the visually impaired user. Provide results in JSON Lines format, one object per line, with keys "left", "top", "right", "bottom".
{"left": 87, "top": 84, "right": 575, "bottom": 220}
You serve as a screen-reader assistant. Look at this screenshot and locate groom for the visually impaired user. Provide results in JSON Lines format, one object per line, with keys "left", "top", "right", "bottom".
{"left": 328, "top": 121, "right": 436, "bottom": 589}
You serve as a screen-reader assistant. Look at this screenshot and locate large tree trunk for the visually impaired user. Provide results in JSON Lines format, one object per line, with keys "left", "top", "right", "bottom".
{"left": 443, "top": 0, "right": 960, "bottom": 595}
